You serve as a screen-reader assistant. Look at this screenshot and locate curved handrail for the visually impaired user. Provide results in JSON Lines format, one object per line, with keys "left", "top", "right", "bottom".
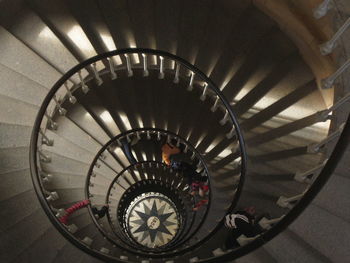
{"left": 84, "top": 128, "right": 212, "bottom": 255}
{"left": 104, "top": 161, "right": 196, "bottom": 250}
{"left": 201, "top": 113, "right": 350, "bottom": 262}
{"left": 30, "top": 48, "right": 247, "bottom": 261}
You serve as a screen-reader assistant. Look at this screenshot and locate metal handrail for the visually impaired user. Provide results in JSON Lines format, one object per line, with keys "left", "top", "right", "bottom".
{"left": 202, "top": 114, "right": 350, "bottom": 262}
{"left": 104, "top": 161, "right": 197, "bottom": 251}
{"left": 30, "top": 48, "right": 247, "bottom": 261}
{"left": 84, "top": 128, "right": 212, "bottom": 255}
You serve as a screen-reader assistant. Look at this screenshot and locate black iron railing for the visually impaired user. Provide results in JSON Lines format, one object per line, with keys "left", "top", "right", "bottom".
{"left": 30, "top": 48, "right": 247, "bottom": 261}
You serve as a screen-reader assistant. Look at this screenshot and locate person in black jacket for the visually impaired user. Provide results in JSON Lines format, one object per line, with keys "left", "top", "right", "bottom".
{"left": 92, "top": 204, "right": 109, "bottom": 219}
{"left": 170, "top": 156, "right": 209, "bottom": 196}
{"left": 224, "top": 207, "right": 262, "bottom": 249}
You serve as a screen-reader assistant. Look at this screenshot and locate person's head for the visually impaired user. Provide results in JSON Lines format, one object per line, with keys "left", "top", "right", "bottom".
{"left": 170, "top": 138, "right": 178, "bottom": 146}
{"left": 244, "top": 206, "right": 256, "bottom": 215}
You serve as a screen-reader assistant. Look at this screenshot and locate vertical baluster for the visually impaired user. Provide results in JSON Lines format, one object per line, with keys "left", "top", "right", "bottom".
{"left": 39, "top": 150, "right": 51, "bottom": 163}
{"left": 176, "top": 138, "right": 180, "bottom": 147}
{"left": 308, "top": 122, "right": 346, "bottom": 153}
{"left": 174, "top": 62, "right": 180, "bottom": 83}
{"left": 320, "top": 17, "right": 350, "bottom": 55}
{"left": 92, "top": 63, "right": 103, "bottom": 85}
{"left": 258, "top": 216, "right": 284, "bottom": 230}
{"left": 78, "top": 70, "right": 89, "bottom": 93}
{"left": 142, "top": 53, "right": 149, "bottom": 77}
{"left": 125, "top": 54, "right": 133, "bottom": 77}
{"left": 159, "top": 56, "right": 165, "bottom": 79}
{"left": 108, "top": 57, "right": 117, "bottom": 80}
{"left": 40, "top": 171, "right": 53, "bottom": 183}
{"left": 200, "top": 83, "right": 208, "bottom": 101}
{"left": 55, "top": 208, "right": 66, "bottom": 218}
{"left": 190, "top": 151, "right": 196, "bottom": 160}
{"left": 53, "top": 95, "right": 67, "bottom": 115}
{"left": 184, "top": 144, "right": 188, "bottom": 153}
{"left": 219, "top": 110, "right": 229, "bottom": 125}
{"left": 46, "top": 191, "right": 59, "bottom": 201}
{"left": 39, "top": 129, "right": 54, "bottom": 146}
{"left": 188, "top": 72, "right": 195, "bottom": 91}
{"left": 64, "top": 82, "right": 77, "bottom": 104}
{"left": 211, "top": 96, "right": 219, "bottom": 112}
{"left": 313, "top": 0, "right": 333, "bottom": 19}
{"left": 295, "top": 159, "right": 328, "bottom": 183}
{"left": 327, "top": 92, "right": 350, "bottom": 113}
{"left": 277, "top": 191, "right": 306, "bottom": 209}
{"left": 226, "top": 126, "right": 236, "bottom": 139}
{"left": 44, "top": 111, "right": 58, "bottom": 130}
{"left": 322, "top": 59, "right": 350, "bottom": 89}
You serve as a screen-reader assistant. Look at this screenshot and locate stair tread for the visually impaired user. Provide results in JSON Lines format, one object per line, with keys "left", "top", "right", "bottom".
{"left": 0, "top": 63, "right": 49, "bottom": 106}
{"left": 0, "top": 168, "right": 32, "bottom": 202}
{"left": 289, "top": 203, "right": 350, "bottom": 261}
{"left": 0, "top": 26, "right": 61, "bottom": 88}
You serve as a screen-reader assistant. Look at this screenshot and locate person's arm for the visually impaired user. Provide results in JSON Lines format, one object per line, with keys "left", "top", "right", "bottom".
{"left": 120, "top": 138, "right": 137, "bottom": 165}
{"left": 93, "top": 205, "right": 109, "bottom": 218}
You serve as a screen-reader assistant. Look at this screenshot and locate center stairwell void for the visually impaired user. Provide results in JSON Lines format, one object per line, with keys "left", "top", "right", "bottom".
{"left": 0, "top": 0, "right": 349, "bottom": 263}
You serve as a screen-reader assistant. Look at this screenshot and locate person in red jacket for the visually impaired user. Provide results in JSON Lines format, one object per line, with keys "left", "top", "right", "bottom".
{"left": 59, "top": 200, "right": 109, "bottom": 225}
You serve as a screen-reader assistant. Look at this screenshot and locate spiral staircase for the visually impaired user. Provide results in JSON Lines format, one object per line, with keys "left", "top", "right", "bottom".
{"left": 0, "top": 0, "right": 349, "bottom": 262}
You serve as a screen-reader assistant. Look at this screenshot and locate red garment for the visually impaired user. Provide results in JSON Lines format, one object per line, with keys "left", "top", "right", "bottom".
{"left": 191, "top": 182, "right": 209, "bottom": 192}
{"left": 59, "top": 200, "right": 90, "bottom": 225}
{"left": 194, "top": 199, "right": 208, "bottom": 210}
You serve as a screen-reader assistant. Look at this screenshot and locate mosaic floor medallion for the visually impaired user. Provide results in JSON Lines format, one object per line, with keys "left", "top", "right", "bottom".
{"left": 126, "top": 193, "right": 180, "bottom": 248}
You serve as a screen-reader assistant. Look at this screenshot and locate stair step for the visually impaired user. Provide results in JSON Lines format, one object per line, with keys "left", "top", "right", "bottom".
{"left": 0, "top": 123, "right": 32, "bottom": 148}
{"left": 311, "top": 174, "right": 350, "bottom": 222}
{"left": 41, "top": 151, "right": 90, "bottom": 175}
{"left": 43, "top": 130, "right": 96, "bottom": 165}
{"left": 0, "top": 26, "right": 61, "bottom": 87}
{"left": 0, "top": 63, "right": 48, "bottom": 106}
{"left": 289, "top": 203, "right": 350, "bottom": 261}
{"left": 11, "top": 226, "right": 67, "bottom": 263}
{"left": 235, "top": 246, "right": 276, "bottom": 263}
{"left": 0, "top": 168, "right": 32, "bottom": 202}
{"left": 0, "top": 94, "right": 38, "bottom": 126}
{"left": 5, "top": 7, "right": 81, "bottom": 80}
{"left": 0, "top": 146, "right": 29, "bottom": 174}
{"left": 264, "top": 229, "right": 330, "bottom": 263}
{"left": 52, "top": 242, "right": 85, "bottom": 263}
{"left": 0, "top": 207, "right": 51, "bottom": 262}
{"left": 0, "top": 189, "right": 41, "bottom": 232}
{"left": 66, "top": 104, "right": 111, "bottom": 145}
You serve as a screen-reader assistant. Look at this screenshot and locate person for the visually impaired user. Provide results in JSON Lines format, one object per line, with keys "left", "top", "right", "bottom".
{"left": 190, "top": 181, "right": 209, "bottom": 197}
{"left": 161, "top": 141, "right": 209, "bottom": 196}
{"left": 92, "top": 205, "right": 109, "bottom": 219}
{"left": 120, "top": 137, "right": 137, "bottom": 165}
{"left": 59, "top": 200, "right": 109, "bottom": 225}
{"left": 193, "top": 199, "right": 208, "bottom": 211}
{"left": 173, "top": 159, "right": 209, "bottom": 209}
{"left": 223, "top": 206, "right": 262, "bottom": 249}
{"left": 161, "top": 141, "right": 181, "bottom": 166}
{"left": 171, "top": 159, "right": 209, "bottom": 197}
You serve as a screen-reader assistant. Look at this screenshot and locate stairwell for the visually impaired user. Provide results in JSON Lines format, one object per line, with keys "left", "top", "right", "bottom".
{"left": 0, "top": 0, "right": 349, "bottom": 262}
